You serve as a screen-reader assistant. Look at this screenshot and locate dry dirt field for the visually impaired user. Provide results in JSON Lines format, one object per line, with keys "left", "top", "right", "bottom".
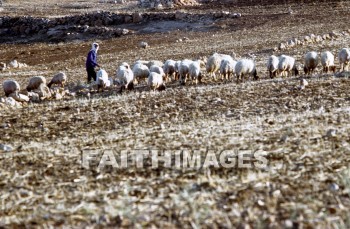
{"left": 1, "top": 0, "right": 350, "bottom": 228}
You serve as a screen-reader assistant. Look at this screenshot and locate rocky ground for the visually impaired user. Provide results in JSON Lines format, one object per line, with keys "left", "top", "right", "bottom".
{"left": 1, "top": 0, "right": 350, "bottom": 228}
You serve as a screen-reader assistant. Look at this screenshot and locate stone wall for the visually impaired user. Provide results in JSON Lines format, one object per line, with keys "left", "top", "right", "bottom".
{"left": 138, "top": 0, "right": 198, "bottom": 8}
{"left": 0, "top": 10, "right": 241, "bottom": 42}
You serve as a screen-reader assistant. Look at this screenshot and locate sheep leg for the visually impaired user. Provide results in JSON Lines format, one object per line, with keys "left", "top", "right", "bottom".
{"left": 128, "top": 82, "right": 134, "bottom": 90}
{"left": 180, "top": 74, "right": 186, "bottom": 85}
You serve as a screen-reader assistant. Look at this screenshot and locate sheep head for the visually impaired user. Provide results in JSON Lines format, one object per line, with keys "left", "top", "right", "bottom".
{"left": 158, "top": 84, "right": 166, "bottom": 91}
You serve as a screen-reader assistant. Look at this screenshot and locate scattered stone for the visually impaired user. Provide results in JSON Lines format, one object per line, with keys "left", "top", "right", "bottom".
{"left": 329, "top": 183, "right": 339, "bottom": 192}
{"left": 287, "top": 39, "right": 295, "bottom": 47}
{"left": 315, "top": 35, "right": 323, "bottom": 42}
{"left": 124, "top": 16, "right": 132, "bottom": 23}
{"left": 278, "top": 42, "right": 286, "bottom": 50}
{"left": 335, "top": 71, "right": 350, "bottom": 78}
{"left": 304, "top": 35, "right": 311, "bottom": 42}
{"left": 322, "top": 34, "right": 330, "bottom": 40}
{"left": 8, "top": 92, "right": 30, "bottom": 103}
{"left": 0, "top": 62, "right": 6, "bottom": 71}
{"left": 310, "top": 33, "right": 316, "bottom": 41}
{"left": 5, "top": 97, "right": 21, "bottom": 107}
{"left": 139, "top": 41, "right": 149, "bottom": 49}
{"left": 284, "top": 220, "right": 294, "bottom": 229}
{"left": 175, "top": 11, "right": 187, "bottom": 20}
{"left": 0, "top": 144, "right": 13, "bottom": 152}
{"left": 229, "top": 13, "right": 242, "bottom": 18}
{"left": 155, "top": 3, "right": 163, "bottom": 9}
{"left": 28, "top": 92, "right": 40, "bottom": 102}
{"left": 329, "top": 31, "right": 340, "bottom": 38}
{"left": 132, "top": 12, "right": 143, "bottom": 23}
{"left": 326, "top": 129, "right": 337, "bottom": 138}
{"left": 300, "top": 79, "right": 308, "bottom": 87}
{"left": 8, "top": 59, "right": 18, "bottom": 68}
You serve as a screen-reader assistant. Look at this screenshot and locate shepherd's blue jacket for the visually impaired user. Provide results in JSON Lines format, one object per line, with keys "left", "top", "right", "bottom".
{"left": 86, "top": 50, "right": 98, "bottom": 69}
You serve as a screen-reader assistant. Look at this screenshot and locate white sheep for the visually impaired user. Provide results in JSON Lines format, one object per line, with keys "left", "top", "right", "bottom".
{"left": 96, "top": 69, "right": 111, "bottom": 91}
{"left": 163, "top": 60, "right": 176, "bottom": 82}
{"left": 206, "top": 53, "right": 233, "bottom": 80}
{"left": 116, "top": 62, "right": 134, "bottom": 91}
{"left": 3, "top": 80, "right": 20, "bottom": 96}
{"left": 146, "top": 60, "right": 163, "bottom": 68}
{"left": 174, "top": 60, "right": 181, "bottom": 81}
{"left": 179, "top": 59, "right": 193, "bottom": 85}
{"left": 220, "top": 58, "right": 237, "bottom": 80}
{"left": 304, "top": 51, "right": 319, "bottom": 75}
{"left": 235, "top": 59, "right": 258, "bottom": 82}
{"left": 321, "top": 51, "right": 336, "bottom": 73}
{"left": 338, "top": 48, "right": 350, "bottom": 72}
{"left": 278, "top": 55, "right": 299, "bottom": 77}
{"left": 149, "top": 65, "right": 165, "bottom": 80}
{"left": 267, "top": 55, "right": 279, "bottom": 79}
{"left": 134, "top": 60, "right": 149, "bottom": 66}
{"left": 148, "top": 72, "right": 166, "bottom": 91}
{"left": 189, "top": 60, "right": 203, "bottom": 85}
{"left": 48, "top": 72, "right": 67, "bottom": 88}
{"left": 132, "top": 63, "right": 150, "bottom": 84}
{"left": 26, "top": 76, "right": 47, "bottom": 91}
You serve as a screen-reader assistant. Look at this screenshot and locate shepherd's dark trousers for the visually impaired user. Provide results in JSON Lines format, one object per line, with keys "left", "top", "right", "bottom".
{"left": 87, "top": 67, "right": 97, "bottom": 83}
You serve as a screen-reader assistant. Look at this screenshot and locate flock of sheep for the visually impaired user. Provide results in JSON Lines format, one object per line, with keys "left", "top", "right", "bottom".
{"left": 1, "top": 47, "right": 350, "bottom": 107}
{"left": 104, "top": 47, "right": 350, "bottom": 91}
{"left": 268, "top": 48, "right": 350, "bottom": 79}
{"left": 1, "top": 72, "right": 70, "bottom": 107}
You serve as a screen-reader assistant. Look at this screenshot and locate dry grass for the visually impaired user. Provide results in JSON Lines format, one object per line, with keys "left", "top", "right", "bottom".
{"left": 1, "top": 75, "right": 350, "bottom": 227}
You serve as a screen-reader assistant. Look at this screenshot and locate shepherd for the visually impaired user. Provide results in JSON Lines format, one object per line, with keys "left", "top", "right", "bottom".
{"left": 86, "top": 42, "right": 100, "bottom": 83}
